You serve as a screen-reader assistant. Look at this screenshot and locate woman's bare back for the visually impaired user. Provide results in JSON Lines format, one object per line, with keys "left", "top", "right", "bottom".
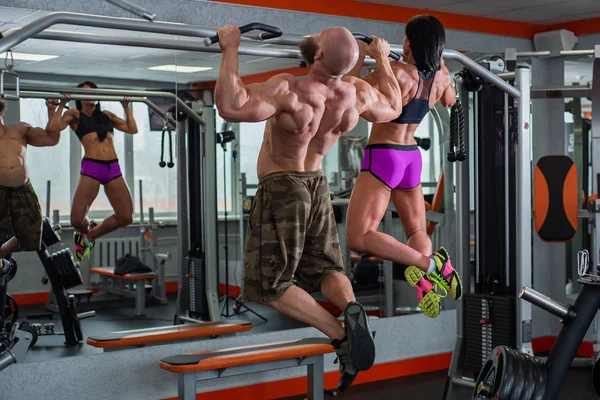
{"left": 369, "top": 62, "right": 454, "bottom": 145}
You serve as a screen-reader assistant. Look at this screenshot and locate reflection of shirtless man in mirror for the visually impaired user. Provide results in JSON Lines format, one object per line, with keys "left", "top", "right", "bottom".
{"left": 0, "top": 99, "right": 61, "bottom": 272}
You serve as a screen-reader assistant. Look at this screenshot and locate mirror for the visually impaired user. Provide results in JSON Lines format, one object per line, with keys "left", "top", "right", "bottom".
{"left": 561, "top": 59, "right": 592, "bottom": 298}
{"left": 0, "top": 5, "right": 184, "bottom": 360}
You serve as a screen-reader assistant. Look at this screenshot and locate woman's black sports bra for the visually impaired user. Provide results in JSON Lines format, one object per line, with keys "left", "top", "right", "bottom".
{"left": 76, "top": 108, "right": 113, "bottom": 142}
{"left": 391, "top": 69, "right": 436, "bottom": 125}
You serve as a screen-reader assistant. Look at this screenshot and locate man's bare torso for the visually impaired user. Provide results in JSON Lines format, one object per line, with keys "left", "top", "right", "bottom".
{"left": 257, "top": 74, "right": 360, "bottom": 178}
{"left": 0, "top": 123, "right": 29, "bottom": 187}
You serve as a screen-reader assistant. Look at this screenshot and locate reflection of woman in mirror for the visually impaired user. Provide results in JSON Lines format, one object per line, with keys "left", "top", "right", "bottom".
{"left": 48, "top": 81, "right": 138, "bottom": 261}
{"left": 345, "top": 15, "right": 459, "bottom": 318}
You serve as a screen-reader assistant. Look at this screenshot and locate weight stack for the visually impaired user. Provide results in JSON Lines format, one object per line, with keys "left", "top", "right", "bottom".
{"left": 182, "top": 257, "right": 209, "bottom": 319}
{"left": 465, "top": 293, "right": 516, "bottom": 376}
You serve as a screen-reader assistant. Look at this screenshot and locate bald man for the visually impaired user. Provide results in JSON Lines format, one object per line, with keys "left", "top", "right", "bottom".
{"left": 215, "top": 24, "right": 402, "bottom": 392}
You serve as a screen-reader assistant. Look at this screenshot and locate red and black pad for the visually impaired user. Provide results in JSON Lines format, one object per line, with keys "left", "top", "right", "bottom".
{"left": 87, "top": 320, "right": 252, "bottom": 348}
{"left": 534, "top": 155, "right": 578, "bottom": 242}
{"left": 159, "top": 338, "right": 334, "bottom": 373}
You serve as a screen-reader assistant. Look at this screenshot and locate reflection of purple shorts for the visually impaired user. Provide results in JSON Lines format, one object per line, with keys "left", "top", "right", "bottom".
{"left": 81, "top": 158, "right": 122, "bottom": 185}
{"left": 361, "top": 144, "right": 422, "bottom": 190}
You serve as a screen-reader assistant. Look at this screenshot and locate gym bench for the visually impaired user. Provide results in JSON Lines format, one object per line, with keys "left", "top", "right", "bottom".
{"left": 160, "top": 338, "right": 334, "bottom": 400}
{"left": 87, "top": 319, "right": 252, "bottom": 352}
{"left": 89, "top": 267, "right": 156, "bottom": 316}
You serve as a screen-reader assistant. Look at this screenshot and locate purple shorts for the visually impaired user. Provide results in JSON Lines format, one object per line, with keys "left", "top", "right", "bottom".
{"left": 81, "top": 158, "right": 122, "bottom": 185}
{"left": 361, "top": 144, "right": 422, "bottom": 190}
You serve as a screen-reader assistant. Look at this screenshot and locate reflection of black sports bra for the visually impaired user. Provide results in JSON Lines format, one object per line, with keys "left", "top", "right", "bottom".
{"left": 76, "top": 108, "right": 113, "bottom": 142}
{"left": 392, "top": 70, "right": 435, "bottom": 124}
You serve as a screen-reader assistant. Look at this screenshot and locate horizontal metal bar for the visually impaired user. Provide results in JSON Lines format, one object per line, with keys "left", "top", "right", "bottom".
{"left": 497, "top": 72, "right": 515, "bottom": 81}
{"left": 425, "top": 211, "right": 445, "bottom": 224}
{"left": 519, "top": 286, "right": 570, "bottom": 319}
{"left": 20, "top": 91, "right": 177, "bottom": 127}
{"left": 562, "top": 50, "right": 594, "bottom": 56}
{"left": 516, "top": 49, "right": 594, "bottom": 58}
{"left": 105, "top": 0, "right": 156, "bottom": 21}
{"left": 248, "top": 33, "right": 520, "bottom": 97}
{"left": 579, "top": 209, "right": 592, "bottom": 219}
{"left": 8, "top": 83, "right": 202, "bottom": 126}
{"left": 536, "top": 355, "right": 593, "bottom": 367}
{"left": 0, "top": 12, "right": 226, "bottom": 54}
{"left": 3, "top": 28, "right": 305, "bottom": 62}
{"left": 1, "top": 13, "right": 518, "bottom": 97}
{"left": 451, "top": 377, "right": 476, "bottom": 389}
{"left": 531, "top": 86, "right": 591, "bottom": 99}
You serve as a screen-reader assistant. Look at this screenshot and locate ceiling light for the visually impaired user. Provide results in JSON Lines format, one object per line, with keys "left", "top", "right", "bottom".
{"left": 148, "top": 65, "right": 212, "bottom": 73}
{"left": 0, "top": 52, "right": 59, "bottom": 61}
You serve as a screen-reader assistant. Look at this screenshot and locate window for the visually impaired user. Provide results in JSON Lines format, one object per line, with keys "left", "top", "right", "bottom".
{"left": 19, "top": 99, "right": 71, "bottom": 216}
{"left": 132, "top": 102, "right": 177, "bottom": 219}
{"left": 238, "top": 120, "right": 265, "bottom": 189}
{"left": 86, "top": 101, "right": 126, "bottom": 214}
{"left": 215, "top": 112, "right": 236, "bottom": 213}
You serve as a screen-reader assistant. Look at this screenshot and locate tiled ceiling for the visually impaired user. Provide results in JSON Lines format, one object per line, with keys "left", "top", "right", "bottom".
{"left": 0, "top": 6, "right": 299, "bottom": 86}
{"left": 358, "top": 0, "right": 600, "bottom": 25}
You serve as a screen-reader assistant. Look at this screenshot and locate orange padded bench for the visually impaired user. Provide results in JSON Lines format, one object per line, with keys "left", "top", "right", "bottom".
{"left": 87, "top": 320, "right": 252, "bottom": 352}
{"left": 160, "top": 338, "right": 334, "bottom": 400}
{"left": 90, "top": 267, "right": 157, "bottom": 316}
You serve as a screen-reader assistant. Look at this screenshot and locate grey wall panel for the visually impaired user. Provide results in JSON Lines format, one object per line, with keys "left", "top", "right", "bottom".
{"left": 1, "top": 0, "right": 533, "bottom": 54}
{"left": 0, "top": 311, "right": 456, "bottom": 400}
{"left": 531, "top": 57, "right": 568, "bottom": 339}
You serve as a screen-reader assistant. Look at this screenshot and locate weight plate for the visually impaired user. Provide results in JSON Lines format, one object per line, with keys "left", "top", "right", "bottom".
{"left": 593, "top": 356, "right": 600, "bottom": 396}
{"left": 4, "top": 294, "right": 18, "bottom": 325}
{"left": 530, "top": 357, "right": 547, "bottom": 400}
{"left": 514, "top": 352, "right": 535, "bottom": 400}
{"left": 41, "top": 218, "right": 61, "bottom": 248}
{"left": 505, "top": 348, "right": 525, "bottom": 400}
{"left": 473, "top": 346, "right": 517, "bottom": 400}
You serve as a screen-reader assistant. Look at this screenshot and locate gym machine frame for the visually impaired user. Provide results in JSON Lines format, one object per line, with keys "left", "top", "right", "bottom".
{"left": 443, "top": 67, "right": 530, "bottom": 399}
{"left": 0, "top": 11, "right": 520, "bottom": 324}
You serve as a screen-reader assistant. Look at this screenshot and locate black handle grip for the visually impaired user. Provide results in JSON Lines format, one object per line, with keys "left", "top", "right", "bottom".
{"left": 352, "top": 33, "right": 401, "bottom": 61}
{"left": 414, "top": 136, "right": 431, "bottom": 151}
{"left": 205, "top": 22, "right": 282, "bottom": 46}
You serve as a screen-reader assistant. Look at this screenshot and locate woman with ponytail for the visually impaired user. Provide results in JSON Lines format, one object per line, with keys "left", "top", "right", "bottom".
{"left": 346, "top": 15, "right": 459, "bottom": 318}
{"left": 48, "top": 81, "right": 138, "bottom": 260}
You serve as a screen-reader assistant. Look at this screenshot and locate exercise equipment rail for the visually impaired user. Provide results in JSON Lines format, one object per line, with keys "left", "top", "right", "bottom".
{"left": 0, "top": 12, "right": 519, "bottom": 98}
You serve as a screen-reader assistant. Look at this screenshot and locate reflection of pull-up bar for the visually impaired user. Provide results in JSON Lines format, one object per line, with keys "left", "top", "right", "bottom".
{"left": 105, "top": 0, "right": 156, "bottom": 21}
{"left": 0, "top": 12, "right": 519, "bottom": 98}
{"left": 4, "top": 83, "right": 201, "bottom": 126}
{"left": 19, "top": 91, "right": 177, "bottom": 127}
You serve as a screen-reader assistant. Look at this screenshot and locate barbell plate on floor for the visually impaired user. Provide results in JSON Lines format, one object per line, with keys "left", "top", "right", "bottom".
{"left": 516, "top": 352, "right": 536, "bottom": 400}
{"left": 530, "top": 356, "right": 547, "bottom": 400}
{"left": 505, "top": 348, "right": 525, "bottom": 400}
{"left": 473, "top": 346, "right": 518, "bottom": 400}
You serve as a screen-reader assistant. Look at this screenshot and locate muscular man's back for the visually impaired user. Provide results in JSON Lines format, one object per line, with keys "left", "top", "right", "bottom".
{"left": 259, "top": 77, "right": 360, "bottom": 178}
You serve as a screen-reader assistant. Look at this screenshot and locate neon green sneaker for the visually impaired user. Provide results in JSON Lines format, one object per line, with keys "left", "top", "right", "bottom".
{"left": 405, "top": 266, "right": 441, "bottom": 318}
{"left": 428, "top": 247, "right": 463, "bottom": 301}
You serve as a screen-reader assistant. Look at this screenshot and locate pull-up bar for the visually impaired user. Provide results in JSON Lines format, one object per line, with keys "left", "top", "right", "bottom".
{"left": 4, "top": 83, "right": 204, "bottom": 127}
{"left": 1, "top": 28, "right": 304, "bottom": 61}
{"left": 19, "top": 91, "right": 177, "bottom": 127}
{"left": 244, "top": 32, "right": 520, "bottom": 98}
{"left": 105, "top": 0, "right": 156, "bottom": 21}
{"left": 0, "top": 12, "right": 521, "bottom": 98}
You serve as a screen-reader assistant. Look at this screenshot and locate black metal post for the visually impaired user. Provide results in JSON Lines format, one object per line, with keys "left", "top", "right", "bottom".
{"left": 544, "top": 282, "right": 600, "bottom": 399}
